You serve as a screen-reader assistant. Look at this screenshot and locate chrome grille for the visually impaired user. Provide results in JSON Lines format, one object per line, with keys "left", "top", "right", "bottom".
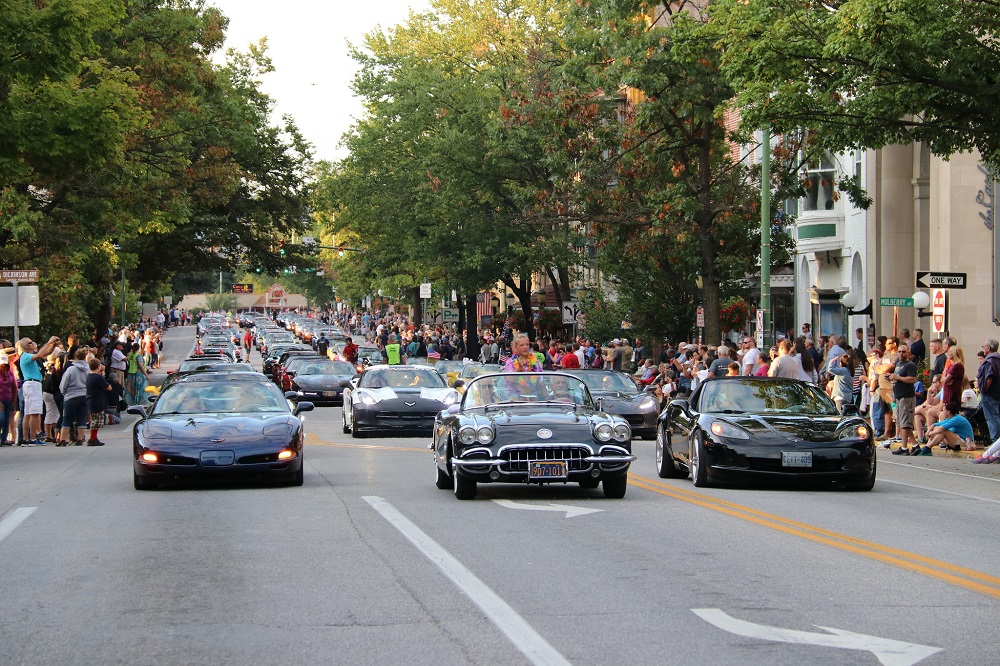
{"left": 500, "top": 446, "right": 590, "bottom": 473}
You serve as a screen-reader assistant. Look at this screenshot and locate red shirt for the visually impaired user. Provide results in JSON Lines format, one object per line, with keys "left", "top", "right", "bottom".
{"left": 560, "top": 353, "right": 581, "bottom": 369}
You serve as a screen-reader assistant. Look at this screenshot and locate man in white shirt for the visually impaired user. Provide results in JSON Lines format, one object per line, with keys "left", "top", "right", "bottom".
{"left": 740, "top": 337, "right": 760, "bottom": 375}
{"left": 110, "top": 340, "right": 127, "bottom": 386}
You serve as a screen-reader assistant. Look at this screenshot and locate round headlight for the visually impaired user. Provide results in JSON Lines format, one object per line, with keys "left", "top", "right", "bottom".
{"left": 613, "top": 424, "right": 631, "bottom": 441}
{"left": 476, "top": 426, "right": 494, "bottom": 444}
{"left": 595, "top": 423, "right": 614, "bottom": 441}
{"left": 459, "top": 426, "right": 477, "bottom": 445}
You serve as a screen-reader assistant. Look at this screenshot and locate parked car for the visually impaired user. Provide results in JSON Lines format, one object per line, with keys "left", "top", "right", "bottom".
{"left": 656, "top": 376, "right": 876, "bottom": 490}
{"left": 433, "top": 372, "right": 636, "bottom": 500}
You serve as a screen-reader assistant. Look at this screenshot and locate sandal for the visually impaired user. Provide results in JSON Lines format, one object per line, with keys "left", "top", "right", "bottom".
{"left": 974, "top": 455, "right": 996, "bottom": 464}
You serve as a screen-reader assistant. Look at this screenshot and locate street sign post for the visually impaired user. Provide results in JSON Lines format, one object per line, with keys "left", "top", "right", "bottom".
{"left": 442, "top": 308, "right": 459, "bottom": 322}
{"left": 931, "top": 288, "right": 947, "bottom": 334}
{"left": 916, "top": 271, "right": 966, "bottom": 289}
{"left": 879, "top": 297, "right": 914, "bottom": 307}
{"left": 562, "top": 301, "right": 580, "bottom": 325}
{"left": 1, "top": 269, "right": 40, "bottom": 341}
{"left": 419, "top": 283, "right": 432, "bottom": 299}
{"left": 1, "top": 270, "right": 38, "bottom": 282}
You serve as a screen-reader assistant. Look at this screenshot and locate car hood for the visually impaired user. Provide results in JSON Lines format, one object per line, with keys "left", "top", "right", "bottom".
{"left": 138, "top": 414, "right": 298, "bottom": 443}
{"left": 295, "top": 374, "right": 355, "bottom": 388}
{"left": 715, "top": 413, "right": 847, "bottom": 442}
{"left": 360, "top": 387, "right": 457, "bottom": 402}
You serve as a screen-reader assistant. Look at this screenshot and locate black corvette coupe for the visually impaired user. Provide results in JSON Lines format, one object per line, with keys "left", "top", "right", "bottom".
{"left": 562, "top": 369, "right": 658, "bottom": 439}
{"left": 342, "top": 365, "right": 461, "bottom": 437}
{"left": 433, "top": 372, "right": 636, "bottom": 500}
{"left": 291, "top": 359, "right": 359, "bottom": 405}
{"left": 128, "top": 373, "right": 314, "bottom": 489}
{"left": 655, "top": 376, "right": 875, "bottom": 490}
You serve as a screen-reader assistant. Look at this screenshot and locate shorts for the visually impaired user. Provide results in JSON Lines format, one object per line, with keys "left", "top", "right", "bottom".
{"left": 894, "top": 396, "right": 915, "bottom": 430}
{"left": 22, "top": 380, "right": 43, "bottom": 415}
{"left": 89, "top": 411, "right": 106, "bottom": 431}
{"left": 42, "top": 393, "right": 61, "bottom": 425}
{"left": 61, "top": 396, "right": 89, "bottom": 429}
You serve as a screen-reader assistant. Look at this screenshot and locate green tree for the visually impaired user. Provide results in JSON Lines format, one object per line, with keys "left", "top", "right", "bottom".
{"left": 713, "top": 0, "right": 1000, "bottom": 168}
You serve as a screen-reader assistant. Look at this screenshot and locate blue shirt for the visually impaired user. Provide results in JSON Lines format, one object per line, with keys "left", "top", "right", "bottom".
{"left": 936, "top": 415, "right": 973, "bottom": 441}
{"left": 19, "top": 354, "right": 43, "bottom": 382}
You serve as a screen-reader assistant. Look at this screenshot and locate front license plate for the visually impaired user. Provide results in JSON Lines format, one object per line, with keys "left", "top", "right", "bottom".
{"left": 200, "top": 450, "right": 235, "bottom": 466}
{"left": 529, "top": 461, "right": 567, "bottom": 478}
{"left": 781, "top": 451, "right": 812, "bottom": 468}
{"left": 323, "top": 391, "right": 337, "bottom": 397}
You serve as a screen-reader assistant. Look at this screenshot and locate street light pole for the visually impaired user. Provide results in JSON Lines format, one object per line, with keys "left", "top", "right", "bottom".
{"left": 760, "top": 126, "right": 772, "bottom": 349}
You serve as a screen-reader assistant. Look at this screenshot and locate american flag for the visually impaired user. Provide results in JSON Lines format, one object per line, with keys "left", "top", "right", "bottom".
{"left": 476, "top": 292, "right": 494, "bottom": 320}
{"left": 427, "top": 349, "right": 441, "bottom": 360}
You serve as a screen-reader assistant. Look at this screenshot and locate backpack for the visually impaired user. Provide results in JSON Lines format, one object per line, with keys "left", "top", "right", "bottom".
{"left": 591, "top": 353, "right": 604, "bottom": 369}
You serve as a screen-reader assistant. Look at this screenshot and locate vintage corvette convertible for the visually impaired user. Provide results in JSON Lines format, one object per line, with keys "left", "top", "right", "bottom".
{"left": 655, "top": 376, "right": 876, "bottom": 490}
{"left": 433, "top": 372, "right": 636, "bottom": 500}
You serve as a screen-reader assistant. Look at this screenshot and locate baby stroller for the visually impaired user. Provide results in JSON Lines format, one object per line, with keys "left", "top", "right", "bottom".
{"left": 961, "top": 404, "right": 992, "bottom": 447}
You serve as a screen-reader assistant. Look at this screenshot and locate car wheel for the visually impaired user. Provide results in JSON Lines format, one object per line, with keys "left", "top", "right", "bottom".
{"left": 691, "top": 431, "right": 711, "bottom": 487}
{"left": 435, "top": 463, "right": 452, "bottom": 489}
{"left": 350, "top": 408, "right": 366, "bottom": 439}
{"left": 578, "top": 478, "right": 600, "bottom": 489}
{"left": 288, "top": 460, "right": 304, "bottom": 486}
{"left": 133, "top": 471, "right": 152, "bottom": 491}
{"left": 847, "top": 457, "right": 876, "bottom": 491}
{"left": 602, "top": 474, "right": 627, "bottom": 498}
{"left": 453, "top": 470, "right": 477, "bottom": 500}
{"left": 656, "top": 424, "right": 688, "bottom": 479}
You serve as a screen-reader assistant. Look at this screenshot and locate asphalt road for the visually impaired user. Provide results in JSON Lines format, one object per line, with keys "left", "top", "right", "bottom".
{"left": 2, "top": 324, "right": 999, "bottom": 665}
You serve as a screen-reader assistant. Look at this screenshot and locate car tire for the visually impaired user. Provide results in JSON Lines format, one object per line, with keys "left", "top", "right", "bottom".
{"left": 288, "top": 462, "right": 304, "bottom": 487}
{"left": 578, "top": 478, "right": 600, "bottom": 489}
{"left": 435, "top": 463, "right": 452, "bottom": 489}
{"left": 847, "top": 457, "right": 876, "bottom": 491}
{"left": 133, "top": 471, "right": 152, "bottom": 491}
{"left": 691, "top": 431, "right": 711, "bottom": 487}
{"left": 602, "top": 474, "right": 627, "bottom": 498}
{"left": 453, "top": 470, "right": 477, "bottom": 500}
{"left": 656, "top": 424, "right": 688, "bottom": 479}
{"left": 350, "top": 408, "right": 366, "bottom": 439}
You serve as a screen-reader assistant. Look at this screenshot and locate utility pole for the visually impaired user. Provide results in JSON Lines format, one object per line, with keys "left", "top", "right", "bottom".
{"left": 760, "top": 127, "right": 772, "bottom": 349}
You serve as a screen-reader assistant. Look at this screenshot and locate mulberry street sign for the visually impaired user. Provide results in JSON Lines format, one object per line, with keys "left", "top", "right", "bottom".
{"left": 879, "top": 297, "right": 913, "bottom": 307}
{"left": 915, "top": 271, "right": 966, "bottom": 289}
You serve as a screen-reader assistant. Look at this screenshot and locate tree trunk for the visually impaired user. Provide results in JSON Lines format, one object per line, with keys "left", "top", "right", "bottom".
{"left": 462, "top": 296, "right": 480, "bottom": 361}
{"left": 410, "top": 286, "right": 422, "bottom": 325}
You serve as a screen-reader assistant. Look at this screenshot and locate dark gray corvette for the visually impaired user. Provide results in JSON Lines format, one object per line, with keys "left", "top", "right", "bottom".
{"left": 128, "top": 374, "right": 314, "bottom": 489}
{"left": 342, "top": 365, "right": 461, "bottom": 437}
{"left": 656, "top": 376, "right": 875, "bottom": 490}
{"left": 291, "top": 359, "right": 359, "bottom": 405}
{"left": 433, "top": 372, "right": 636, "bottom": 500}
{"left": 562, "top": 369, "right": 658, "bottom": 439}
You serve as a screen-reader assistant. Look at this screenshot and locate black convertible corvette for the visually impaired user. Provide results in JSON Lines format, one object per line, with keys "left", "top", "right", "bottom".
{"left": 128, "top": 373, "right": 314, "bottom": 489}
{"left": 655, "top": 376, "right": 875, "bottom": 490}
{"left": 433, "top": 372, "right": 636, "bottom": 500}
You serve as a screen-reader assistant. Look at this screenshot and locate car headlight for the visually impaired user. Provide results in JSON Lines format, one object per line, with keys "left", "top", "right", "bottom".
{"left": 840, "top": 424, "right": 870, "bottom": 440}
{"left": 459, "top": 426, "right": 477, "bottom": 445}
{"left": 442, "top": 392, "right": 460, "bottom": 406}
{"left": 709, "top": 421, "right": 750, "bottom": 440}
{"left": 613, "top": 424, "right": 631, "bottom": 441}
{"left": 360, "top": 392, "right": 377, "bottom": 405}
{"left": 595, "top": 423, "right": 614, "bottom": 441}
{"left": 639, "top": 395, "right": 658, "bottom": 410}
{"left": 476, "top": 426, "right": 494, "bottom": 444}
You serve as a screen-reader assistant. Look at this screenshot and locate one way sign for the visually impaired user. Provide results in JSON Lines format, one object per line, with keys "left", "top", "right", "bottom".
{"left": 916, "top": 271, "right": 967, "bottom": 289}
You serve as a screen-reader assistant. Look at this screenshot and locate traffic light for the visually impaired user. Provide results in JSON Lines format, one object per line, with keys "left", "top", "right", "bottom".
{"left": 279, "top": 240, "right": 286, "bottom": 256}
{"left": 254, "top": 266, "right": 263, "bottom": 274}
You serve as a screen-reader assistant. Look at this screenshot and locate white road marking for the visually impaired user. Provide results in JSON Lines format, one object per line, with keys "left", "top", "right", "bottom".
{"left": 363, "top": 496, "right": 571, "bottom": 666}
{"left": 876, "top": 478, "right": 1000, "bottom": 504}
{"left": 492, "top": 499, "right": 603, "bottom": 518}
{"left": 0, "top": 507, "right": 37, "bottom": 544}
{"left": 693, "top": 608, "right": 941, "bottom": 666}
{"left": 882, "top": 459, "right": 1000, "bottom": 482}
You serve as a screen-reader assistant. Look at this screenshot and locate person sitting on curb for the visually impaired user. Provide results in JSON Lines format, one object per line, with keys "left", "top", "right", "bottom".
{"left": 909, "top": 402, "right": 972, "bottom": 456}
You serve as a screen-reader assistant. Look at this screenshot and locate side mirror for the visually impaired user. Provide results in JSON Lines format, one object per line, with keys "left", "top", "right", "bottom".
{"left": 340, "top": 380, "right": 353, "bottom": 389}
{"left": 146, "top": 396, "right": 157, "bottom": 404}
{"left": 842, "top": 404, "right": 860, "bottom": 416}
{"left": 126, "top": 405, "right": 147, "bottom": 419}
{"left": 452, "top": 379, "right": 465, "bottom": 390}
{"left": 293, "top": 402, "right": 314, "bottom": 416}
{"left": 596, "top": 397, "right": 604, "bottom": 412}
{"left": 284, "top": 391, "right": 299, "bottom": 400}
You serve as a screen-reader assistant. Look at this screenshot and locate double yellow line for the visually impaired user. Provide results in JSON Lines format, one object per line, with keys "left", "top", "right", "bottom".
{"left": 630, "top": 473, "right": 1000, "bottom": 601}
{"left": 304, "top": 432, "right": 427, "bottom": 453}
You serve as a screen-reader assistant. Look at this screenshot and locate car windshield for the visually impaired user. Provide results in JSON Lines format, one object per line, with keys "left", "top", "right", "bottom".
{"left": 696, "top": 379, "right": 839, "bottom": 415}
{"left": 461, "top": 364, "right": 501, "bottom": 378}
{"left": 567, "top": 370, "right": 637, "bottom": 394}
{"left": 360, "top": 367, "right": 446, "bottom": 389}
{"left": 463, "top": 373, "right": 591, "bottom": 408}
{"left": 153, "top": 382, "right": 289, "bottom": 414}
{"left": 297, "top": 361, "right": 355, "bottom": 375}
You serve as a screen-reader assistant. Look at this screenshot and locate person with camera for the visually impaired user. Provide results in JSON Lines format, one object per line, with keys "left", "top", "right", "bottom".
{"left": 17, "top": 335, "right": 61, "bottom": 446}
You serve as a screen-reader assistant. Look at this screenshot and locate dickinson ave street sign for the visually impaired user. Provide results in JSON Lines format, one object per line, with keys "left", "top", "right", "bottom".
{"left": 916, "top": 271, "right": 966, "bottom": 289}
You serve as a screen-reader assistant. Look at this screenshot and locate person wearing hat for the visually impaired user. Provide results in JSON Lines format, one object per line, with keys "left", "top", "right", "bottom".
{"left": 17, "top": 335, "right": 61, "bottom": 446}
{"left": 0, "top": 352, "right": 17, "bottom": 446}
